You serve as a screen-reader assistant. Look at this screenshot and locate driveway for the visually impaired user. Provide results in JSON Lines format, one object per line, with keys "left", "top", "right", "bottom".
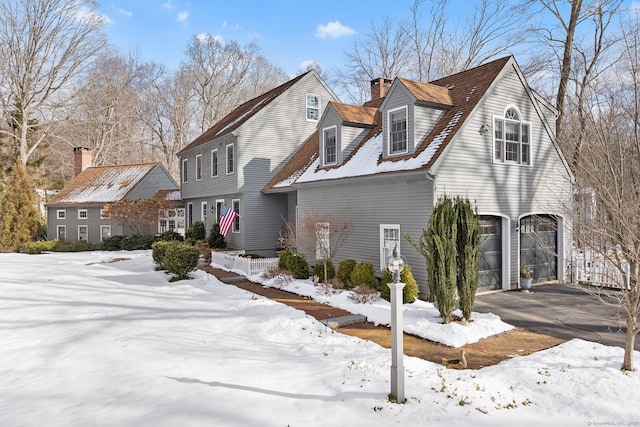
{"left": 474, "top": 283, "right": 640, "bottom": 351}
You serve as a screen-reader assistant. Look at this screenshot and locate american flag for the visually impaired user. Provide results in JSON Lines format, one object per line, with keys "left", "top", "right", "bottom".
{"left": 218, "top": 202, "right": 237, "bottom": 237}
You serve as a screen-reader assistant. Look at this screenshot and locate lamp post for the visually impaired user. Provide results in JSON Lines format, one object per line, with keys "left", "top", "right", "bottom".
{"left": 387, "top": 245, "right": 406, "bottom": 403}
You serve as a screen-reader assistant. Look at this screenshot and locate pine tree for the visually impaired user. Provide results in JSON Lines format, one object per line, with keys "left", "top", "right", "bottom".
{"left": 0, "top": 158, "right": 41, "bottom": 251}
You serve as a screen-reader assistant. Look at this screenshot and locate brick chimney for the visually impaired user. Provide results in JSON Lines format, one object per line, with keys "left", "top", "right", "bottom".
{"left": 74, "top": 147, "right": 92, "bottom": 176}
{"left": 370, "top": 77, "right": 393, "bottom": 100}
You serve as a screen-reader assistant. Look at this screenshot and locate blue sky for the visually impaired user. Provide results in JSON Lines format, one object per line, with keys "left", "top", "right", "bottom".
{"left": 98, "top": 0, "right": 640, "bottom": 76}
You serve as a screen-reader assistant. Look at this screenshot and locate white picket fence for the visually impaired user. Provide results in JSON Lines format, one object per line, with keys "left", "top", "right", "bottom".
{"left": 211, "top": 250, "right": 279, "bottom": 277}
{"left": 572, "top": 253, "right": 630, "bottom": 289}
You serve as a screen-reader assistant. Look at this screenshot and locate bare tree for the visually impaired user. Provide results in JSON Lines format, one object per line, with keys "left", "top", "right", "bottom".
{"left": 0, "top": 0, "right": 106, "bottom": 166}
{"left": 295, "top": 211, "right": 352, "bottom": 284}
{"left": 572, "top": 13, "right": 640, "bottom": 371}
{"left": 184, "top": 34, "right": 259, "bottom": 132}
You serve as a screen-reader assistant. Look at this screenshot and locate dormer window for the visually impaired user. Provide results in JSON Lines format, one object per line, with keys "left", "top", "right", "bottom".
{"left": 388, "top": 106, "right": 408, "bottom": 155}
{"left": 494, "top": 106, "right": 530, "bottom": 165}
{"left": 323, "top": 126, "right": 337, "bottom": 166}
{"left": 306, "top": 94, "right": 320, "bottom": 121}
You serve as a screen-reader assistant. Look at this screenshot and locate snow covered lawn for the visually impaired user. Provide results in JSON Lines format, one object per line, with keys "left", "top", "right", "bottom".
{"left": 0, "top": 251, "right": 638, "bottom": 427}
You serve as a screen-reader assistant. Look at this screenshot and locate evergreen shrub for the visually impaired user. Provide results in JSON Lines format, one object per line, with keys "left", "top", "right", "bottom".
{"left": 287, "top": 254, "right": 310, "bottom": 279}
{"left": 380, "top": 264, "right": 419, "bottom": 304}
{"left": 349, "top": 262, "right": 378, "bottom": 290}
{"left": 336, "top": 259, "right": 357, "bottom": 289}
{"left": 208, "top": 223, "right": 226, "bottom": 249}
{"left": 313, "top": 260, "right": 335, "bottom": 283}
{"left": 186, "top": 221, "right": 206, "bottom": 241}
{"left": 152, "top": 240, "right": 179, "bottom": 269}
{"left": 164, "top": 243, "right": 201, "bottom": 280}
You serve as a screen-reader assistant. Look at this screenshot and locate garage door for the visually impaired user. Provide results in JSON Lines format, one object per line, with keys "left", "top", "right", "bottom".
{"left": 520, "top": 215, "right": 557, "bottom": 283}
{"left": 478, "top": 216, "right": 502, "bottom": 291}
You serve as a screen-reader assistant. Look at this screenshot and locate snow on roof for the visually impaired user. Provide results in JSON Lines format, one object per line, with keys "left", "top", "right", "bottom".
{"left": 275, "top": 110, "right": 463, "bottom": 187}
{"left": 48, "top": 164, "right": 158, "bottom": 204}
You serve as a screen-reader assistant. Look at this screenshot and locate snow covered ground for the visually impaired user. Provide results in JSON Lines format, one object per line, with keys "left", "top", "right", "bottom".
{"left": 0, "top": 250, "right": 638, "bottom": 427}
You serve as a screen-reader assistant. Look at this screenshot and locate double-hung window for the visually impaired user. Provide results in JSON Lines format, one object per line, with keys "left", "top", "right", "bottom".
{"left": 306, "top": 94, "right": 320, "bottom": 121}
{"left": 232, "top": 199, "right": 240, "bottom": 233}
{"left": 211, "top": 149, "right": 218, "bottom": 177}
{"left": 226, "top": 144, "right": 234, "bottom": 175}
{"left": 380, "top": 224, "right": 400, "bottom": 271}
{"left": 323, "top": 126, "right": 337, "bottom": 166}
{"left": 57, "top": 209, "right": 66, "bottom": 220}
{"left": 182, "top": 158, "right": 188, "bottom": 183}
{"left": 196, "top": 154, "right": 202, "bottom": 181}
{"left": 494, "top": 107, "right": 530, "bottom": 165}
{"left": 78, "top": 209, "right": 87, "bottom": 219}
{"left": 78, "top": 225, "right": 88, "bottom": 241}
{"left": 388, "top": 106, "right": 408, "bottom": 155}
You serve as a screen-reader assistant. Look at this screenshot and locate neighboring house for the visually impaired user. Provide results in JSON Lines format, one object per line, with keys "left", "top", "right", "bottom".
{"left": 265, "top": 56, "right": 574, "bottom": 295}
{"left": 177, "top": 70, "right": 339, "bottom": 255}
{"left": 45, "top": 148, "right": 179, "bottom": 244}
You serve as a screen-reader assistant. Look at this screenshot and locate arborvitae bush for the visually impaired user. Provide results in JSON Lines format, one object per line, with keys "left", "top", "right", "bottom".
{"left": 0, "top": 158, "right": 40, "bottom": 250}
{"left": 426, "top": 196, "right": 458, "bottom": 323}
{"left": 455, "top": 197, "right": 480, "bottom": 320}
{"left": 208, "top": 223, "right": 226, "bottom": 249}
{"left": 164, "top": 243, "right": 201, "bottom": 280}
{"left": 186, "top": 221, "right": 206, "bottom": 241}
{"left": 349, "top": 262, "right": 378, "bottom": 290}
{"left": 380, "top": 264, "right": 419, "bottom": 304}
{"left": 287, "top": 254, "right": 309, "bottom": 279}
{"left": 313, "top": 260, "right": 335, "bottom": 283}
{"left": 336, "top": 259, "right": 357, "bottom": 289}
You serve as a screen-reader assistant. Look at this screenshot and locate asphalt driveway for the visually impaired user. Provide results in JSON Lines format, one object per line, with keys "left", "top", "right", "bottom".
{"left": 474, "top": 283, "right": 640, "bottom": 351}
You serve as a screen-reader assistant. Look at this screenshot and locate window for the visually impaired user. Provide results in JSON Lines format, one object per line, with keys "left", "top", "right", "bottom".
{"left": 182, "top": 158, "right": 188, "bottom": 183}
{"left": 57, "top": 209, "right": 66, "bottom": 220}
{"left": 78, "top": 209, "right": 87, "bottom": 219}
{"left": 57, "top": 225, "right": 66, "bottom": 240}
{"left": 494, "top": 106, "right": 531, "bottom": 165}
{"left": 215, "top": 199, "right": 224, "bottom": 222}
{"left": 100, "top": 208, "right": 107, "bottom": 220}
{"left": 388, "top": 107, "right": 408, "bottom": 155}
{"left": 201, "top": 201, "right": 207, "bottom": 222}
{"left": 187, "top": 203, "right": 193, "bottom": 228}
{"left": 316, "top": 222, "right": 330, "bottom": 260}
{"left": 323, "top": 126, "right": 337, "bottom": 166}
{"left": 226, "top": 144, "right": 234, "bottom": 175}
{"left": 159, "top": 219, "right": 167, "bottom": 233}
{"left": 100, "top": 225, "right": 111, "bottom": 242}
{"left": 380, "top": 224, "right": 400, "bottom": 271}
{"left": 232, "top": 199, "right": 240, "bottom": 233}
{"left": 196, "top": 154, "right": 202, "bottom": 181}
{"left": 211, "top": 149, "right": 218, "bottom": 177}
{"left": 306, "top": 94, "right": 320, "bottom": 121}
{"left": 78, "top": 225, "right": 88, "bottom": 242}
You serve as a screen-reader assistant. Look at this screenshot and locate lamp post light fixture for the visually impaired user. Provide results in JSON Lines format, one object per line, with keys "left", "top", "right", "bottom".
{"left": 387, "top": 245, "right": 406, "bottom": 403}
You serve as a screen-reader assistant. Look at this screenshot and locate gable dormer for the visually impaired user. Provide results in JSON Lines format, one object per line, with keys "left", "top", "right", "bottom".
{"left": 318, "top": 102, "right": 377, "bottom": 168}
{"left": 380, "top": 78, "right": 453, "bottom": 158}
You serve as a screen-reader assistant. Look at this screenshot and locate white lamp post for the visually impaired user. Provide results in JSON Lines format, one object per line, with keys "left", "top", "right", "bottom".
{"left": 387, "top": 245, "right": 406, "bottom": 403}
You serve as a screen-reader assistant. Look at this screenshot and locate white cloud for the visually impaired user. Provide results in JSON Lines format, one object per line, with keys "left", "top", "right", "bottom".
{"left": 315, "top": 20, "right": 355, "bottom": 39}
{"left": 222, "top": 21, "right": 227, "bottom": 28}
{"left": 177, "top": 10, "right": 189, "bottom": 22}
{"left": 110, "top": 4, "right": 132, "bottom": 17}
{"left": 76, "top": 6, "right": 111, "bottom": 25}
{"left": 196, "top": 33, "right": 224, "bottom": 44}
{"left": 631, "top": 1, "right": 640, "bottom": 11}
{"left": 162, "top": 1, "right": 175, "bottom": 9}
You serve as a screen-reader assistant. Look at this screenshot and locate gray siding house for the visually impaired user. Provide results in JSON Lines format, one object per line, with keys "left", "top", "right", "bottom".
{"left": 177, "top": 70, "right": 339, "bottom": 255}
{"left": 45, "top": 148, "right": 179, "bottom": 244}
{"left": 265, "top": 56, "right": 574, "bottom": 296}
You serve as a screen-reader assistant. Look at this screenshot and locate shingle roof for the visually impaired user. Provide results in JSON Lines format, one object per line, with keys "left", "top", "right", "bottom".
{"left": 46, "top": 163, "right": 160, "bottom": 205}
{"left": 330, "top": 102, "right": 378, "bottom": 126}
{"left": 178, "top": 71, "right": 311, "bottom": 154}
{"left": 154, "top": 189, "right": 182, "bottom": 201}
{"left": 265, "top": 56, "right": 512, "bottom": 189}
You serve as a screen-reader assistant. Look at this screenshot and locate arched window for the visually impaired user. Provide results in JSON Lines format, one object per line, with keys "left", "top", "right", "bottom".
{"left": 494, "top": 106, "right": 530, "bottom": 165}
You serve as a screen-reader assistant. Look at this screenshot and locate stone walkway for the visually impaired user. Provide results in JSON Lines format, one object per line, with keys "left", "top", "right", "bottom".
{"left": 199, "top": 266, "right": 564, "bottom": 369}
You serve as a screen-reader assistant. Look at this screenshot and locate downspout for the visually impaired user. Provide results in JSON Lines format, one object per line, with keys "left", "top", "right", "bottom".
{"left": 427, "top": 171, "right": 437, "bottom": 207}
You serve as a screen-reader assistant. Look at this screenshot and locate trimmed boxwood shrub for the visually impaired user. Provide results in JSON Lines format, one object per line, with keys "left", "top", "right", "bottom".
{"left": 278, "top": 250, "right": 293, "bottom": 269}
{"left": 22, "top": 240, "right": 56, "bottom": 254}
{"left": 313, "top": 260, "right": 335, "bottom": 283}
{"left": 380, "top": 264, "right": 419, "bottom": 304}
{"left": 152, "top": 240, "right": 180, "bottom": 269}
{"left": 164, "top": 243, "right": 201, "bottom": 280}
{"left": 336, "top": 259, "right": 357, "bottom": 289}
{"left": 350, "top": 262, "right": 378, "bottom": 290}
